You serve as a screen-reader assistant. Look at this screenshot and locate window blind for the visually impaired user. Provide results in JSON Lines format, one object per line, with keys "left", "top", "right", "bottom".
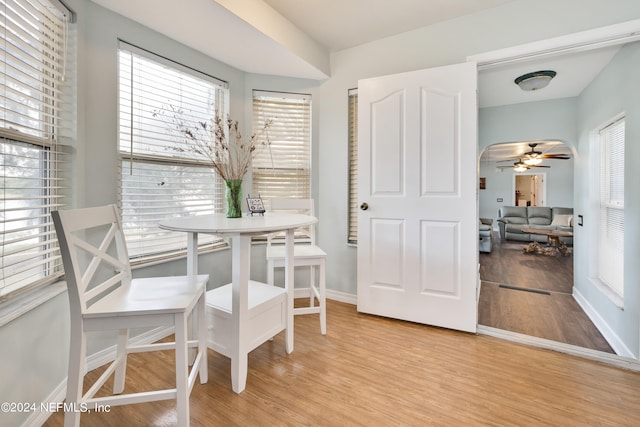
{"left": 598, "top": 117, "right": 624, "bottom": 296}
{"left": 252, "top": 90, "right": 311, "bottom": 205}
{"left": 118, "top": 42, "right": 229, "bottom": 263}
{"left": 347, "top": 88, "right": 358, "bottom": 244}
{"left": 1, "top": 0, "right": 72, "bottom": 300}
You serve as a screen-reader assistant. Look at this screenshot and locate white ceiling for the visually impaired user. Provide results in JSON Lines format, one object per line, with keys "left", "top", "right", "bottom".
{"left": 481, "top": 140, "right": 573, "bottom": 165}
{"left": 262, "top": 0, "right": 515, "bottom": 52}
{"left": 90, "top": 0, "right": 517, "bottom": 80}
{"left": 478, "top": 45, "right": 621, "bottom": 108}
{"left": 90, "top": 0, "right": 630, "bottom": 163}
{"left": 90, "top": 0, "right": 626, "bottom": 107}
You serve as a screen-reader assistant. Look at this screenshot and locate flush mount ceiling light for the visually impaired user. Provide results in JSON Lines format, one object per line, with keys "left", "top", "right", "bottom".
{"left": 514, "top": 70, "right": 557, "bottom": 91}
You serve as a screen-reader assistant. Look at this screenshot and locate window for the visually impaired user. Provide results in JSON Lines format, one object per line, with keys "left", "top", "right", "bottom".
{"left": 598, "top": 117, "right": 625, "bottom": 297}
{"left": 252, "top": 90, "right": 311, "bottom": 203}
{"left": 347, "top": 88, "right": 358, "bottom": 244}
{"left": 1, "top": 0, "right": 73, "bottom": 300}
{"left": 118, "top": 42, "right": 229, "bottom": 264}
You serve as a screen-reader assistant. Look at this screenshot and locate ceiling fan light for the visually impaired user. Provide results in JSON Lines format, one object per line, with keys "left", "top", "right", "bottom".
{"left": 523, "top": 157, "right": 542, "bottom": 165}
{"left": 514, "top": 70, "right": 557, "bottom": 91}
{"left": 514, "top": 164, "right": 528, "bottom": 172}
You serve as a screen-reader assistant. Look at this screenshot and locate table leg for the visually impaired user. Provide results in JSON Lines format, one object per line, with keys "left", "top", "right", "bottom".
{"left": 284, "top": 228, "right": 294, "bottom": 354}
{"left": 186, "top": 232, "right": 198, "bottom": 363}
{"left": 187, "top": 232, "right": 198, "bottom": 277}
{"left": 230, "top": 234, "right": 250, "bottom": 394}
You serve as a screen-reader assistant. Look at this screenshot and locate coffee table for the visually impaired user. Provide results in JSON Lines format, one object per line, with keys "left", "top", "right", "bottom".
{"left": 521, "top": 227, "right": 573, "bottom": 256}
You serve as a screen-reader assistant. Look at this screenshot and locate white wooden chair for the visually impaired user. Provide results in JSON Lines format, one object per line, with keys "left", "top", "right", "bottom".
{"left": 266, "top": 198, "right": 327, "bottom": 334}
{"left": 52, "top": 205, "right": 209, "bottom": 427}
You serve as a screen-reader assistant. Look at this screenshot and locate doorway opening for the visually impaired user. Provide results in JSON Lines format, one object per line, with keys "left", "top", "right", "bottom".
{"left": 514, "top": 173, "right": 545, "bottom": 207}
{"left": 476, "top": 141, "right": 613, "bottom": 352}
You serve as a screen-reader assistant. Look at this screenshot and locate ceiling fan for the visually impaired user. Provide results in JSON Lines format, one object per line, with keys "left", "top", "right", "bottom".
{"left": 522, "top": 142, "right": 571, "bottom": 165}
{"left": 497, "top": 159, "right": 551, "bottom": 172}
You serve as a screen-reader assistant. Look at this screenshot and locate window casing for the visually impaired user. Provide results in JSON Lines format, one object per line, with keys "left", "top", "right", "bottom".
{"left": 251, "top": 90, "right": 311, "bottom": 204}
{"left": 598, "top": 117, "right": 625, "bottom": 297}
{"left": 1, "top": 0, "right": 73, "bottom": 301}
{"left": 117, "top": 42, "right": 229, "bottom": 264}
{"left": 347, "top": 88, "right": 358, "bottom": 244}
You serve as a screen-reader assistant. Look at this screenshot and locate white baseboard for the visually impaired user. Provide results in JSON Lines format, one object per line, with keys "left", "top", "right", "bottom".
{"left": 572, "top": 288, "right": 634, "bottom": 358}
{"left": 26, "top": 326, "right": 173, "bottom": 427}
{"left": 478, "top": 325, "right": 640, "bottom": 372}
{"left": 326, "top": 289, "right": 357, "bottom": 305}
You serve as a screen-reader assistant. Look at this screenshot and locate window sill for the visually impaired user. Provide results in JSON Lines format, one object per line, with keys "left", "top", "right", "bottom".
{"left": 0, "top": 281, "right": 67, "bottom": 328}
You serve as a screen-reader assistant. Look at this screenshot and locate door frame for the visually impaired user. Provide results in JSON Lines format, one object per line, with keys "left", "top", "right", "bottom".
{"left": 513, "top": 172, "right": 546, "bottom": 207}
{"left": 468, "top": 19, "right": 640, "bottom": 370}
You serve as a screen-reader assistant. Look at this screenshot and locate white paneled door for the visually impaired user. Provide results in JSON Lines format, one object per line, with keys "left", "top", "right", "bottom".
{"left": 357, "top": 62, "right": 478, "bottom": 333}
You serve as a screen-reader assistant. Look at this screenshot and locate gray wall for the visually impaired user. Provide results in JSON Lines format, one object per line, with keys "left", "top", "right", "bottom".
{"left": 3, "top": 0, "right": 640, "bottom": 425}
{"left": 574, "top": 41, "right": 640, "bottom": 357}
{"left": 479, "top": 98, "right": 577, "bottom": 222}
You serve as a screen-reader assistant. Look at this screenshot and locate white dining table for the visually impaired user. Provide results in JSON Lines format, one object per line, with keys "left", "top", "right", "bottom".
{"left": 158, "top": 212, "right": 317, "bottom": 393}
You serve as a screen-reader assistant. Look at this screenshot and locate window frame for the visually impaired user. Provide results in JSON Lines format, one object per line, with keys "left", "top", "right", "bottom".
{"left": 117, "top": 41, "right": 230, "bottom": 266}
{"left": 251, "top": 90, "right": 312, "bottom": 205}
{"left": 0, "top": 0, "right": 73, "bottom": 304}
{"left": 347, "top": 88, "right": 358, "bottom": 245}
{"left": 597, "top": 116, "right": 625, "bottom": 298}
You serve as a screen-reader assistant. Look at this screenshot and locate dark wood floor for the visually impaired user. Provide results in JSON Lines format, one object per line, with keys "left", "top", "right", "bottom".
{"left": 43, "top": 300, "right": 640, "bottom": 427}
{"left": 479, "top": 233, "right": 614, "bottom": 353}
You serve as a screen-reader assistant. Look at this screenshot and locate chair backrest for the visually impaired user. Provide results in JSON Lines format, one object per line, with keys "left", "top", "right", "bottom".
{"left": 52, "top": 204, "right": 132, "bottom": 318}
{"left": 268, "top": 198, "right": 316, "bottom": 245}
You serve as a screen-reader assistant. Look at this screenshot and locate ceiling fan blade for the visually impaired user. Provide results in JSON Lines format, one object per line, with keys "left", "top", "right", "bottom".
{"left": 529, "top": 165, "right": 551, "bottom": 168}
{"left": 541, "top": 154, "right": 571, "bottom": 159}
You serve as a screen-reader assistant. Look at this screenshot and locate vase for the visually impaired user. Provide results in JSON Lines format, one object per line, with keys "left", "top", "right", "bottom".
{"left": 224, "top": 179, "right": 243, "bottom": 218}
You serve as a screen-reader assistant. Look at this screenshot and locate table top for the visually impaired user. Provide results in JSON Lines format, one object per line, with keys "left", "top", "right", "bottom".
{"left": 522, "top": 227, "right": 573, "bottom": 237}
{"left": 158, "top": 212, "right": 317, "bottom": 236}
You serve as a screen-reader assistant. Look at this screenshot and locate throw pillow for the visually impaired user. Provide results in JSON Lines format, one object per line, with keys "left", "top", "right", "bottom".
{"left": 551, "top": 214, "right": 573, "bottom": 227}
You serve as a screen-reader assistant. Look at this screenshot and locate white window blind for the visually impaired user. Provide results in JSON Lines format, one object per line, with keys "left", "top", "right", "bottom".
{"left": 252, "top": 90, "right": 311, "bottom": 204}
{"left": 347, "top": 88, "right": 358, "bottom": 244}
{"left": 598, "top": 117, "right": 624, "bottom": 296}
{"left": 1, "top": 0, "right": 72, "bottom": 300}
{"left": 118, "top": 42, "right": 229, "bottom": 263}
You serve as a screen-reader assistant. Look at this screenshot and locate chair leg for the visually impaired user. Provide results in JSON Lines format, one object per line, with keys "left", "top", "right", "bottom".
{"left": 309, "top": 266, "right": 316, "bottom": 307}
{"left": 113, "top": 328, "right": 129, "bottom": 394}
{"left": 175, "top": 313, "right": 190, "bottom": 426}
{"left": 197, "top": 293, "right": 208, "bottom": 384}
{"left": 319, "top": 260, "right": 327, "bottom": 335}
{"left": 64, "top": 326, "right": 86, "bottom": 427}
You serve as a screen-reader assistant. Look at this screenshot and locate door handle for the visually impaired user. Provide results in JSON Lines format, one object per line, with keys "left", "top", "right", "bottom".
{"left": 360, "top": 202, "right": 369, "bottom": 211}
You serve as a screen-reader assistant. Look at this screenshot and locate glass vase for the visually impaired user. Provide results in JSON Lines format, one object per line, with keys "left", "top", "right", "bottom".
{"left": 224, "top": 179, "right": 243, "bottom": 218}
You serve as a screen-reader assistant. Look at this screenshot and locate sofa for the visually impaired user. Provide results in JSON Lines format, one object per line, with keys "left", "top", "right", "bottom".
{"left": 497, "top": 206, "right": 573, "bottom": 244}
{"left": 479, "top": 218, "right": 493, "bottom": 253}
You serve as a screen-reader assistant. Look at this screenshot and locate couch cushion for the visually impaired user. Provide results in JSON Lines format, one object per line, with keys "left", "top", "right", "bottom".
{"left": 552, "top": 207, "right": 574, "bottom": 217}
{"left": 499, "top": 206, "right": 528, "bottom": 223}
{"left": 551, "top": 214, "right": 573, "bottom": 227}
{"left": 527, "top": 207, "right": 552, "bottom": 225}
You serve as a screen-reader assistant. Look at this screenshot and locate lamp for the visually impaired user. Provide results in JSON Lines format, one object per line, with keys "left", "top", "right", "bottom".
{"left": 514, "top": 70, "right": 556, "bottom": 91}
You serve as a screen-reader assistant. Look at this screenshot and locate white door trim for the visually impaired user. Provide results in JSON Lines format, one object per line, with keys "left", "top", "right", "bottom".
{"left": 468, "top": 19, "right": 640, "bottom": 69}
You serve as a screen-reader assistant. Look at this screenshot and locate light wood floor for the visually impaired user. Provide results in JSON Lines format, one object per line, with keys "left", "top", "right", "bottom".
{"left": 479, "top": 234, "right": 614, "bottom": 353}
{"left": 44, "top": 300, "right": 640, "bottom": 426}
